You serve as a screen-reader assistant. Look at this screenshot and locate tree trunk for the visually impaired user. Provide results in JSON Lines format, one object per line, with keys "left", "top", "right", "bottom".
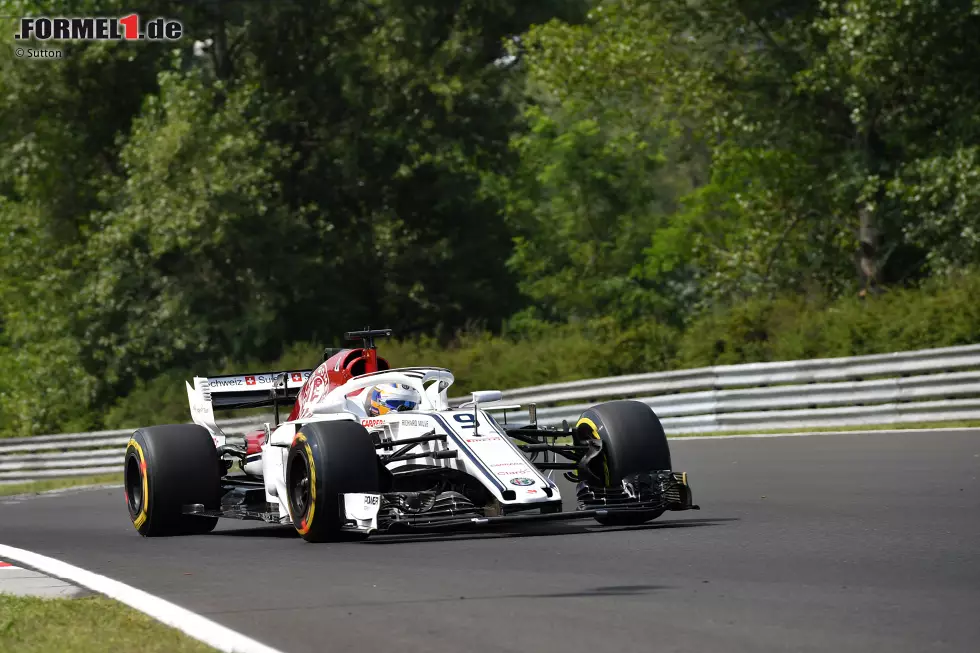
{"left": 858, "top": 202, "right": 877, "bottom": 295}
{"left": 212, "top": 4, "right": 232, "bottom": 81}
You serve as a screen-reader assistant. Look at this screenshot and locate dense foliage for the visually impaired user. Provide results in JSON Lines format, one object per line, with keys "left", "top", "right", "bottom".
{"left": 1, "top": 0, "right": 978, "bottom": 435}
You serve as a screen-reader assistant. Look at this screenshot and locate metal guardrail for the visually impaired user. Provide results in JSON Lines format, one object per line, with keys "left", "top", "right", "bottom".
{"left": 474, "top": 343, "right": 980, "bottom": 431}
{"left": 473, "top": 343, "right": 980, "bottom": 404}
{"left": 3, "top": 344, "right": 980, "bottom": 483}
{"left": 0, "top": 417, "right": 266, "bottom": 484}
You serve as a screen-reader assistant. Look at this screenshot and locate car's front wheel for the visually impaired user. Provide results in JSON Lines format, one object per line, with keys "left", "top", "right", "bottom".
{"left": 575, "top": 400, "right": 672, "bottom": 526}
{"left": 285, "top": 420, "right": 380, "bottom": 542}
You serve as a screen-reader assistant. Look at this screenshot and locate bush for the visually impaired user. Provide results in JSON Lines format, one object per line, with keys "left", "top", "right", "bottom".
{"left": 96, "top": 320, "right": 677, "bottom": 430}
{"left": 102, "top": 369, "right": 197, "bottom": 430}
{"left": 8, "top": 270, "right": 980, "bottom": 437}
{"left": 675, "top": 269, "right": 980, "bottom": 367}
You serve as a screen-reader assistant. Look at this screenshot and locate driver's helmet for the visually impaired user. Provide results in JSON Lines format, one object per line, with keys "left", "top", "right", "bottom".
{"left": 367, "top": 383, "right": 420, "bottom": 416}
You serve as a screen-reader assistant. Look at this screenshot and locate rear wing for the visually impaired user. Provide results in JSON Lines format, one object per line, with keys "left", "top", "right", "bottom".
{"left": 186, "top": 370, "right": 313, "bottom": 437}
{"left": 194, "top": 371, "right": 313, "bottom": 410}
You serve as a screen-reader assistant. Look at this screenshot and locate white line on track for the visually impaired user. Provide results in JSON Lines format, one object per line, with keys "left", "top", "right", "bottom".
{"left": 0, "top": 544, "right": 286, "bottom": 653}
{"left": 670, "top": 426, "right": 980, "bottom": 441}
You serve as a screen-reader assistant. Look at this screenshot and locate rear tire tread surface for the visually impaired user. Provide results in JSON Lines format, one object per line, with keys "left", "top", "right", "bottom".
{"left": 125, "top": 424, "right": 221, "bottom": 537}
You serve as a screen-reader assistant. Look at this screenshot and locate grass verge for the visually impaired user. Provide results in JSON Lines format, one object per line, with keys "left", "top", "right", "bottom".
{"left": 0, "top": 594, "right": 216, "bottom": 653}
{"left": 0, "top": 473, "right": 120, "bottom": 498}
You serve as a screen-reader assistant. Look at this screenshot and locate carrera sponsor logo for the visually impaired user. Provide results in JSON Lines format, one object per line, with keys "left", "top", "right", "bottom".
{"left": 361, "top": 419, "right": 385, "bottom": 428}
{"left": 491, "top": 462, "right": 524, "bottom": 467}
{"left": 509, "top": 477, "right": 534, "bottom": 487}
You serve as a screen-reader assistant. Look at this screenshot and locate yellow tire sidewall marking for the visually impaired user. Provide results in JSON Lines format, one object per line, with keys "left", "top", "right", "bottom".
{"left": 574, "top": 416, "right": 611, "bottom": 486}
{"left": 126, "top": 438, "right": 149, "bottom": 530}
{"left": 576, "top": 417, "right": 601, "bottom": 440}
{"left": 294, "top": 432, "right": 316, "bottom": 535}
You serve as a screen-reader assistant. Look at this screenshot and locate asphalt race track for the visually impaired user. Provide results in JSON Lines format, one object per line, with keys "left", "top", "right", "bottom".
{"left": 2, "top": 430, "right": 978, "bottom": 653}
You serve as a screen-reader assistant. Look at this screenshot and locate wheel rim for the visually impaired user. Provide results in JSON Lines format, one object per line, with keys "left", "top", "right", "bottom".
{"left": 288, "top": 452, "right": 311, "bottom": 518}
{"left": 125, "top": 454, "right": 143, "bottom": 517}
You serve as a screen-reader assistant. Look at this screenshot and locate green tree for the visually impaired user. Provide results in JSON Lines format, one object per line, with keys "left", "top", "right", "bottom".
{"left": 655, "top": 0, "right": 980, "bottom": 298}
{"left": 0, "top": 0, "right": 182, "bottom": 433}
{"left": 0, "top": 0, "right": 586, "bottom": 434}
{"left": 76, "top": 69, "right": 297, "bottom": 396}
{"left": 500, "top": 0, "right": 706, "bottom": 326}
{"left": 235, "top": 0, "right": 588, "bottom": 336}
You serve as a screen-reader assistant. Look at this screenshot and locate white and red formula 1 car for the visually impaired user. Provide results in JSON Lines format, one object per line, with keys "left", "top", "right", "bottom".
{"left": 124, "top": 329, "right": 697, "bottom": 541}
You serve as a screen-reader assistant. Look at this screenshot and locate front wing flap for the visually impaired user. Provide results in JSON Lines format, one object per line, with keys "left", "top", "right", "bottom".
{"left": 378, "top": 470, "right": 698, "bottom": 533}
{"left": 183, "top": 472, "right": 697, "bottom": 534}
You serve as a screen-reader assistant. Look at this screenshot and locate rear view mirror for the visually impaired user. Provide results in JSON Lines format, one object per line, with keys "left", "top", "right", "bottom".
{"left": 471, "top": 390, "right": 502, "bottom": 404}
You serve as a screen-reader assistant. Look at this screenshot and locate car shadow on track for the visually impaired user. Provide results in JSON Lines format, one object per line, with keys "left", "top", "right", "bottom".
{"left": 203, "top": 584, "right": 676, "bottom": 616}
{"left": 520, "top": 584, "right": 670, "bottom": 598}
{"left": 366, "top": 517, "right": 738, "bottom": 545}
{"left": 206, "top": 516, "right": 737, "bottom": 543}
{"left": 343, "top": 584, "right": 675, "bottom": 605}
{"left": 210, "top": 524, "right": 298, "bottom": 538}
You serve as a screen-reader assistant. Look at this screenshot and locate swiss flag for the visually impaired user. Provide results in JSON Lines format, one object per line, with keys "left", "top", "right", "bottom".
{"left": 245, "top": 376, "right": 256, "bottom": 386}
{"left": 291, "top": 373, "right": 302, "bottom": 383}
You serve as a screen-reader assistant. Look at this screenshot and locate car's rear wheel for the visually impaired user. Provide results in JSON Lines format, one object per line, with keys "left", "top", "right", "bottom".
{"left": 125, "top": 425, "right": 221, "bottom": 536}
{"left": 285, "top": 420, "right": 380, "bottom": 542}
{"left": 575, "top": 400, "right": 672, "bottom": 526}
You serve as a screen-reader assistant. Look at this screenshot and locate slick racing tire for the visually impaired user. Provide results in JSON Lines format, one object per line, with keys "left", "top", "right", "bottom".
{"left": 285, "top": 421, "right": 380, "bottom": 543}
{"left": 125, "top": 425, "right": 221, "bottom": 537}
{"left": 575, "top": 400, "right": 671, "bottom": 526}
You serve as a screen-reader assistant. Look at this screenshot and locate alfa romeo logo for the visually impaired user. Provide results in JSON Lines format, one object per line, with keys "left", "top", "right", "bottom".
{"left": 509, "top": 477, "right": 534, "bottom": 486}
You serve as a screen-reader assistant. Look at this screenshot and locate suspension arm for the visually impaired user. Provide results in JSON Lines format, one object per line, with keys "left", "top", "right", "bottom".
{"left": 383, "top": 449, "right": 459, "bottom": 464}
{"left": 374, "top": 430, "right": 446, "bottom": 450}
{"left": 376, "top": 429, "right": 447, "bottom": 460}
{"left": 504, "top": 426, "right": 568, "bottom": 444}
{"left": 532, "top": 462, "right": 579, "bottom": 470}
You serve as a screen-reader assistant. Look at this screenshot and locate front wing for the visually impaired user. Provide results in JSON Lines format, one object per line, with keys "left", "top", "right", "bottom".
{"left": 182, "top": 470, "right": 698, "bottom": 535}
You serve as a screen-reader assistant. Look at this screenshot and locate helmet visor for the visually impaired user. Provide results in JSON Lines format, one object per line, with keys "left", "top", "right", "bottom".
{"left": 384, "top": 399, "right": 416, "bottom": 412}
